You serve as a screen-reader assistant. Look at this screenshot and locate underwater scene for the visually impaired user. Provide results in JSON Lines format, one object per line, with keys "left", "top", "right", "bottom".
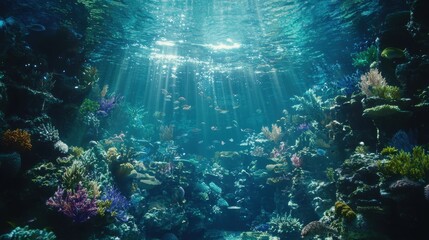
{"left": 1, "top": 0, "right": 429, "bottom": 239}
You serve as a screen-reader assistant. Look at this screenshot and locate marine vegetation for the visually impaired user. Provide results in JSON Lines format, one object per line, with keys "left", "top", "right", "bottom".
{"left": 79, "top": 98, "right": 100, "bottom": 116}
{"left": 46, "top": 183, "right": 98, "bottom": 223}
{"left": 261, "top": 124, "right": 284, "bottom": 143}
{"left": 379, "top": 146, "right": 429, "bottom": 181}
{"left": 352, "top": 45, "right": 378, "bottom": 68}
{"left": 380, "top": 146, "right": 399, "bottom": 156}
{"left": 268, "top": 212, "right": 303, "bottom": 238}
{"left": 1, "top": 129, "right": 32, "bottom": 152}
{"left": 359, "top": 68, "right": 400, "bottom": 99}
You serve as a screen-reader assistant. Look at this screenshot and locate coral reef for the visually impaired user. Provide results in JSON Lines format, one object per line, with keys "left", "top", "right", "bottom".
{"left": 1, "top": 129, "right": 32, "bottom": 152}
{"left": 46, "top": 183, "right": 98, "bottom": 223}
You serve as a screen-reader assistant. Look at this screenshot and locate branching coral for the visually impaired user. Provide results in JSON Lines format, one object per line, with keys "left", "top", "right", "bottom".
{"left": 2, "top": 129, "right": 32, "bottom": 152}
{"left": 359, "top": 68, "right": 387, "bottom": 97}
{"left": 63, "top": 161, "right": 86, "bottom": 190}
{"left": 79, "top": 98, "right": 100, "bottom": 116}
{"left": 291, "top": 89, "right": 325, "bottom": 122}
{"left": 379, "top": 146, "right": 429, "bottom": 181}
{"left": 352, "top": 45, "right": 378, "bottom": 68}
{"left": 46, "top": 183, "right": 97, "bottom": 222}
{"left": 100, "top": 186, "right": 130, "bottom": 221}
{"left": 269, "top": 212, "right": 303, "bottom": 238}
{"left": 34, "top": 123, "right": 60, "bottom": 143}
{"left": 359, "top": 69, "right": 401, "bottom": 100}
{"left": 262, "top": 124, "right": 284, "bottom": 143}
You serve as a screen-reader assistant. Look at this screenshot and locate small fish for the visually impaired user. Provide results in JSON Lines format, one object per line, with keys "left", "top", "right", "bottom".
{"left": 241, "top": 128, "right": 254, "bottom": 133}
{"left": 227, "top": 206, "right": 241, "bottom": 210}
{"left": 381, "top": 47, "right": 405, "bottom": 59}
{"left": 182, "top": 105, "right": 191, "bottom": 110}
{"left": 316, "top": 148, "right": 326, "bottom": 156}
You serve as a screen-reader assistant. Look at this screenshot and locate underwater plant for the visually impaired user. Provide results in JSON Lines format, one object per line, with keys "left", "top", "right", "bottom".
{"left": 79, "top": 98, "right": 100, "bottom": 116}
{"left": 98, "top": 94, "right": 122, "bottom": 117}
{"left": 269, "top": 212, "right": 303, "bottom": 238}
{"left": 352, "top": 45, "right": 378, "bottom": 68}
{"left": 359, "top": 68, "right": 387, "bottom": 97}
{"left": 291, "top": 89, "right": 325, "bottom": 122}
{"left": 359, "top": 68, "right": 401, "bottom": 100}
{"left": 34, "top": 123, "right": 60, "bottom": 143}
{"left": 62, "top": 161, "right": 86, "bottom": 190}
{"left": 379, "top": 146, "right": 429, "bottom": 181}
{"left": 2, "top": 129, "right": 32, "bottom": 152}
{"left": 380, "top": 146, "right": 399, "bottom": 156}
{"left": 46, "top": 183, "right": 98, "bottom": 223}
{"left": 261, "top": 124, "right": 284, "bottom": 143}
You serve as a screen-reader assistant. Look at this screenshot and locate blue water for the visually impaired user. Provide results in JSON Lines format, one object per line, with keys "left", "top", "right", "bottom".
{"left": 1, "top": 0, "right": 427, "bottom": 239}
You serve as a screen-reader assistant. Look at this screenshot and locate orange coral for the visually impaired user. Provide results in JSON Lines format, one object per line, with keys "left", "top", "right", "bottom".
{"left": 2, "top": 129, "right": 32, "bottom": 151}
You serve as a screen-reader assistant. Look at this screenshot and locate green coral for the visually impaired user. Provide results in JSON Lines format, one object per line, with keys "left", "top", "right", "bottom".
{"left": 363, "top": 104, "right": 411, "bottom": 118}
{"left": 62, "top": 161, "right": 86, "bottom": 189}
{"left": 379, "top": 146, "right": 429, "bottom": 181}
{"left": 380, "top": 146, "right": 398, "bottom": 156}
{"left": 79, "top": 98, "right": 100, "bottom": 116}
{"left": 70, "top": 146, "right": 85, "bottom": 159}
{"left": 97, "top": 200, "right": 112, "bottom": 217}
{"left": 335, "top": 201, "right": 356, "bottom": 221}
{"left": 352, "top": 45, "right": 377, "bottom": 68}
{"left": 373, "top": 85, "right": 401, "bottom": 100}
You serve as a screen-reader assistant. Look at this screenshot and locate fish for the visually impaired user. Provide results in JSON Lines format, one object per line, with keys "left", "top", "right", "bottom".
{"left": 227, "top": 206, "right": 241, "bottom": 210}
{"left": 381, "top": 47, "right": 405, "bottom": 59}
{"left": 182, "top": 105, "right": 191, "bottom": 110}
{"left": 316, "top": 148, "right": 326, "bottom": 156}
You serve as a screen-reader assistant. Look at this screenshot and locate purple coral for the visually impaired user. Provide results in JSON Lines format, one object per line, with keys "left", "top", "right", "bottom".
{"left": 97, "top": 95, "right": 122, "bottom": 117}
{"left": 100, "top": 186, "right": 130, "bottom": 222}
{"left": 46, "top": 183, "right": 98, "bottom": 223}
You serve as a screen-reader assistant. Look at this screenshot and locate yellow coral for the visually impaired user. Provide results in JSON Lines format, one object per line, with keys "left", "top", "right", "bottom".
{"left": 118, "top": 162, "right": 134, "bottom": 176}
{"left": 71, "top": 146, "right": 85, "bottom": 158}
{"left": 2, "top": 129, "right": 32, "bottom": 152}
{"left": 335, "top": 201, "right": 356, "bottom": 221}
{"left": 106, "top": 147, "right": 119, "bottom": 163}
